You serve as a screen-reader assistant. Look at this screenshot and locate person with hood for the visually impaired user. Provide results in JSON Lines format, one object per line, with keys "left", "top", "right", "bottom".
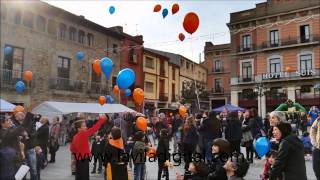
{"left": 199, "top": 111, "right": 222, "bottom": 161}
{"left": 269, "top": 122, "right": 307, "bottom": 180}
{"left": 104, "top": 127, "right": 128, "bottom": 180}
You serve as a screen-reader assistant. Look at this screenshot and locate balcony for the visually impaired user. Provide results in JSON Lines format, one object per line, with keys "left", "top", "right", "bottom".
{"left": 159, "top": 93, "right": 168, "bottom": 102}
{"left": 211, "top": 67, "right": 224, "bottom": 73}
{"left": 260, "top": 35, "right": 320, "bottom": 50}
{"left": 237, "top": 44, "right": 256, "bottom": 53}
{"left": 49, "top": 77, "right": 85, "bottom": 92}
{"left": 0, "top": 68, "right": 31, "bottom": 92}
{"left": 86, "top": 81, "right": 110, "bottom": 95}
{"left": 211, "top": 87, "right": 224, "bottom": 94}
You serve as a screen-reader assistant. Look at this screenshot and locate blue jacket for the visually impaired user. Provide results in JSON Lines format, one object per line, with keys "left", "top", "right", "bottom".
{"left": 301, "top": 136, "right": 312, "bottom": 150}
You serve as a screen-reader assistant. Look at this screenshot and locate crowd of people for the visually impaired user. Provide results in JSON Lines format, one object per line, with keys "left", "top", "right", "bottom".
{"left": 0, "top": 105, "right": 319, "bottom": 180}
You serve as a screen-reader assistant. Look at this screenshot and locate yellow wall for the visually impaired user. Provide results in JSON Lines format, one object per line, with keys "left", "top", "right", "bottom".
{"left": 144, "top": 73, "right": 157, "bottom": 100}
{"left": 168, "top": 65, "right": 180, "bottom": 102}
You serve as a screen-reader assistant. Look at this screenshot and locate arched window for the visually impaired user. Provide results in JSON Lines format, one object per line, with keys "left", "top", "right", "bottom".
{"left": 59, "top": 23, "right": 67, "bottom": 39}
{"left": 87, "top": 33, "right": 94, "bottom": 46}
{"left": 48, "top": 19, "right": 57, "bottom": 35}
{"left": 69, "top": 27, "right": 76, "bottom": 41}
{"left": 36, "top": 15, "right": 46, "bottom": 32}
{"left": 78, "top": 30, "right": 85, "bottom": 44}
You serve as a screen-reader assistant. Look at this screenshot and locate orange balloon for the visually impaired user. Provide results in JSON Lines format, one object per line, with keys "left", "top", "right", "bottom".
{"left": 133, "top": 88, "right": 144, "bottom": 105}
{"left": 285, "top": 66, "right": 294, "bottom": 72}
{"left": 179, "top": 105, "right": 187, "bottom": 117}
{"left": 93, "top": 59, "right": 101, "bottom": 76}
{"left": 178, "top": 33, "right": 185, "bottom": 41}
{"left": 113, "top": 85, "right": 120, "bottom": 95}
{"left": 98, "top": 96, "right": 106, "bottom": 105}
{"left": 172, "top": 3, "right": 179, "bottom": 14}
{"left": 136, "top": 117, "right": 147, "bottom": 131}
{"left": 153, "top": 4, "right": 161, "bottom": 12}
{"left": 147, "top": 147, "right": 157, "bottom": 158}
{"left": 183, "top": 12, "right": 200, "bottom": 35}
{"left": 14, "top": 105, "right": 25, "bottom": 114}
{"left": 23, "top": 71, "right": 33, "bottom": 81}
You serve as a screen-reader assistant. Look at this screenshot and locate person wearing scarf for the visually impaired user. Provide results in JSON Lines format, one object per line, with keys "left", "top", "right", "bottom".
{"left": 104, "top": 127, "right": 128, "bottom": 180}
{"left": 70, "top": 114, "right": 107, "bottom": 180}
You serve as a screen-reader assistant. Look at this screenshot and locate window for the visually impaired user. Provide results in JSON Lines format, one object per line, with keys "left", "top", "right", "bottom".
{"left": 23, "top": 11, "right": 34, "bottom": 28}
{"left": 69, "top": 27, "right": 76, "bottom": 41}
{"left": 181, "top": 60, "right": 184, "bottom": 68}
{"left": 214, "top": 60, "right": 222, "bottom": 72}
{"left": 113, "top": 44, "right": 118, "bottom": 54}
{"left": 78, "top": 30, "right": 85, "bottom": 44}
{"left": 300, "top": 25, "right": 310, "bottom": 43}
{"left": 48, "top": 19, "right": 57, "bottom": 35}
{"left": 3, "top": 46, "right": 24, "bottom": 79}
{"left": 129, "top": 45, "right": 137, "bottom": 63}
{"left": 36, "top": 16, "right": 46, "bottom": 32}
{"left": 270, "top": 30, "right": 279, "bottom": 47}
{"left": 160, "top": 60, "right": 165, "bottom": 76}
{"left": 242, "top": 62, "right": 252, "bottom": 80}
{"left": 242, "top": 35, "right": 251, "bottom": 51}
{"left": 57, "top": 56, "right": 71, "bottom": 79}
{"left": 1, "top": 4, "right": 7, "bottom": 20}
{"left": 145, "top": 82, "right": 154, "bottom": 93}
{"left": 145, "top": 57, "right": 154, "bottom": 69}
{"left": 300, "top": 54, "right": 312, "bottom": 71}
{"left": 269, "top": 58, "right": 281, "bottom": 73}
{"left": 112, "top": 76, "right": 117, "bottom": 89}
{"left": 87, "top": 33, "right": 94, "bottom": 46}
{"left": 13, "top": 10, "right": 21, "bottom": 24}
{"left": 186, "top": 62, "right": 190, "bottom": 69}
{"left": 214, "top": 79, "right": 222, "bottom": 92}
{"left": 59, "top": 23, "right": 67, "bottom": 39}
{"left": 172, "top": 68, "right": 175, "bottom": 80}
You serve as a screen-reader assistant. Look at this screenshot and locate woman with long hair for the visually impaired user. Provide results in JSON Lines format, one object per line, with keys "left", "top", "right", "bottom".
{"left": 182, "top": 116, "right": 198, "bottom": 170}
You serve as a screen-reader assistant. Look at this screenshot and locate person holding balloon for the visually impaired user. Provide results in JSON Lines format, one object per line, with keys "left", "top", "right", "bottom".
{"left": 269, "top": 122, "right": 307, "bottom": 180}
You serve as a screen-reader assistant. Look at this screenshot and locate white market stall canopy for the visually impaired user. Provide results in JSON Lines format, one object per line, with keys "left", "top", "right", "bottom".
{"left": 0, "top": 99, "right": 16, "bottom": 112}
{"left": 32, "top": 101, "right": 136, "bottom": 118}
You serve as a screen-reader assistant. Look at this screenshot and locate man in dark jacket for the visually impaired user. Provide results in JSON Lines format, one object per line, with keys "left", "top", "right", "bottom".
{"left": 36, "top": 117, "right": 49, "bottom": 164}
{"left": 269, "top": 122, "right": 307, "bottom": 180}
{"left": 225, "top": 112, "right": 242, "bottom": 153}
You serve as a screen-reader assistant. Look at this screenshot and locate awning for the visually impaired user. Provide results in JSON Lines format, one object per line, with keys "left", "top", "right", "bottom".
{"left": 32, "top": 101, "right": 136, "bottom": 119}
{"left": 212, "top": 103, "right": 245, "bottom": 113}
{"left": 0, "top": 99, "right": 16, "bottom": 112}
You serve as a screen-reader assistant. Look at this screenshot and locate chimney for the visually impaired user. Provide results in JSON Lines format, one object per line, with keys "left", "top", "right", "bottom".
{"left": 110, "top": 26, "right": 123, "bottom": 33}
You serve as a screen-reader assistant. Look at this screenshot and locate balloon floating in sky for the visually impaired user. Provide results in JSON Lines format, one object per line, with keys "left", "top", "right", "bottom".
{"left": 92, "top": 59, "right": 101, "bottom": 76}
{"left": 15, "top": 81, "right": 25, "bottom": 93}
{"left": 153, "top": 4, "right": 161, "bottom": 12}
{"left": 162, "top": 8, "right": 168, "bottom": 18}
{"left": 183, "top": 12, "right": 200, "bottom": 35}
{"left": 76, "top": 51, "right": 85, "bottom": 61}
{"left": 125, "top": 89, "right": 132, "bottom": 97}
{"left": 117, "top": 68, "right": 136, "bottom": 90}
{"left": 23, "top": 71, "right": 33, "bottom": 82}
{"left": 172, "top": 3, "right": 179, "bottom": 14}
{"left": 109, "top": 6, "right": 115, "bottom": 14}
{"left": 98, "top": 96, "right": 106, "bottom": 105}
{"left": 255, "top": 137, "right": 271, "bottom": 158}
{"left": 100, "top": 57, "right": 113, "bottom": 80}
{"left": 133, "top": 88, "right": 144, "bottom": 105}
{"left": 106, "top": 95, "right": 114, "bottom": 104}
{"left": 4, "top": 46, "right": 12, "bottom": 55}
{"left": 179, "top": 33, "right": 185, "bottom": 41}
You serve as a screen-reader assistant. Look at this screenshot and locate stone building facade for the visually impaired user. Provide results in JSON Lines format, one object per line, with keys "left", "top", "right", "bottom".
{"left": 0, "top": 1, "right": 143, "bottom": 109}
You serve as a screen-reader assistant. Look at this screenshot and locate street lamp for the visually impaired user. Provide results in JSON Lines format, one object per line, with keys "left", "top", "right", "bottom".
{"left": 254, "top": 83, "right": 266, "bottom": 117}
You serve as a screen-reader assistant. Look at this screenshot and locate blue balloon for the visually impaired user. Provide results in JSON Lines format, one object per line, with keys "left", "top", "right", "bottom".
{"left": 125, "top": 89, "right": 132, "bottom": 97}
{"left": 106, "top": 95, "right": 114, "bottom": 104}
{"left": 100, "top": 57, "right": 113, "bottom": 80}
{"left": 109, "top": 6, "right": 115, "bottom": 14}
{"left": 116, "top": 68, "right": 135, "bottom": 90}
{"left": 4, "top": 46, "right": 12, "bottom": 56}
{"left": 15, "top": 81, "right": 25, "bottom": 93}
{"left": 76, "top": 51, "right": 85, "bottom": 61}
{"left": 255, "top": 137, "right": 270, "bottom": 158}
{"left": 162, "top": 8, "right": 168, "bottom": 18}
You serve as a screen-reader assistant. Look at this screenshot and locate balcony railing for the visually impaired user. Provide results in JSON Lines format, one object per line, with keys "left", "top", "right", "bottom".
{"left": 159, "top": 93, "right": 168, "bottom": 101}
{"left": 238, "top": 75, "right": 254, "bottom": 83}
{"left": 212, "top": 67, "right": 224, "bottom": 73}
{"left": 49, "top": 77, "right": 85, "bottom": 92}
{"left": 237, "top": 44, "right": 256, "bottom": 53}
{"left": 261, "top": 34, "right": 320, "bottom": 49}
{"left": 0, "top": 68, "right": 31, "bottom": 91}
{"left": 211, "top": 87, "right": 224, "bottom": 94}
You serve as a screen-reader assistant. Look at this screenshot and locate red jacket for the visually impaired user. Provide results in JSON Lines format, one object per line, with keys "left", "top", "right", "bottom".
{"left": 70, "top": 117, "right": 105, "bottom": 157}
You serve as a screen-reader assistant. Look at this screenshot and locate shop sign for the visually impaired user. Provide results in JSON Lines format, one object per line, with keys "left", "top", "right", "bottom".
{"left": 262, "top": 69, "right": 315, "bottom": 80}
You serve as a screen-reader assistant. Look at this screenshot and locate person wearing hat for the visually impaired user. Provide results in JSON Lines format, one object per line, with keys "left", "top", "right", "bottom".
{"left": 269, "top": 122, "right": 307, "bottom": 180}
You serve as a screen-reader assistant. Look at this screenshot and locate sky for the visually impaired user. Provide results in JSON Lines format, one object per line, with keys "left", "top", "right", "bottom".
{"left": 44, "top": 0, "right": 265, "bottom": 63}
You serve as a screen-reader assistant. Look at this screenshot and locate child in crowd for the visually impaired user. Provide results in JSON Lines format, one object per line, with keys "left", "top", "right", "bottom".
{"left": 132, "top": 131, "right": 150, "bottom": 180}
{"left": 176, "top": 162, "right": 209, "bottom": 180}
{"left": 261, "top": 150, "right": 278, "bottom": 180}
{"left": 35, "top": 146, "right": 44, "bottom": 180}
{"left": 157, "top": 129, "right": 170, "bottom": 180}
{"left": 91, "top": 135, "right": 105, "bottom": 174}
{"left": 301, "top": 131, "right": 312, "bottom": 161}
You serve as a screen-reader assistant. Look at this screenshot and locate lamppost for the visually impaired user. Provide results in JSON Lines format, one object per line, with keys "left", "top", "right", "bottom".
{"left": 254, "top": 83, "right": 266, "bottom": 117}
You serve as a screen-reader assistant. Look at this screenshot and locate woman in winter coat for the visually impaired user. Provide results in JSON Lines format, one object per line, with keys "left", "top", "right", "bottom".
{"left": 241, "top": 110, "right": 254, "bottom": 163}
{"left": 182, "top": 116, "right": 199, "bottom": 170}
{"left": 225, "top": 112, "right": 242, "bottom": 153}
{"left": 269, "top": 122, "right": 307, "bottom": 180}
{"left": 49, "top": 116, "right": 60, "bottom": 163}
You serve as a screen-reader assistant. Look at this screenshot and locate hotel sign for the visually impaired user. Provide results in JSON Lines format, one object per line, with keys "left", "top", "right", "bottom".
{"left": 262, "top": 69, "right": 315, "bottom": 80}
